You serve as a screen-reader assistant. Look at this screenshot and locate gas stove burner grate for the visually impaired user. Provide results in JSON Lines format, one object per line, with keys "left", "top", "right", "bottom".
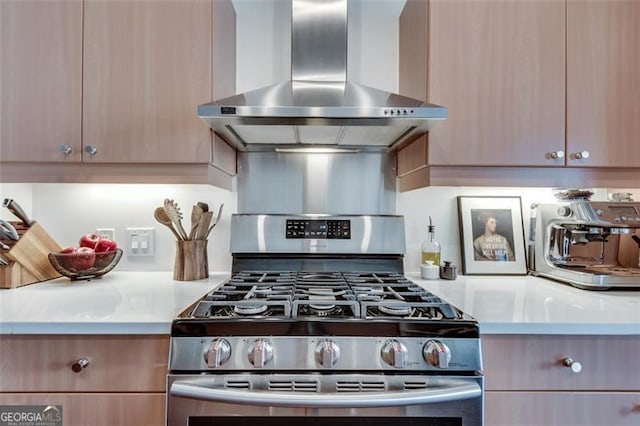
{"left": 362, "top": 302, "right": 460, "bottom": 320}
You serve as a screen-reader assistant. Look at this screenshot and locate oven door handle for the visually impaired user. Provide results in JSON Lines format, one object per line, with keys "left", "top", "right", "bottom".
{"left": 170, "top": 380, "right": 481, "bottom": 408}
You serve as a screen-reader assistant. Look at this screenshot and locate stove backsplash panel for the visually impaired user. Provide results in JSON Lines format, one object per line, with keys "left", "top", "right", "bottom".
{"left": 237, "top": 151, "right": 397, "bottom": 214}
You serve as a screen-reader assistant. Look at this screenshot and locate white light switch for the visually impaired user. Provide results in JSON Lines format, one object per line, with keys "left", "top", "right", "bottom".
{"left": 126, "top": 227, "right": 155, "bottom": 256}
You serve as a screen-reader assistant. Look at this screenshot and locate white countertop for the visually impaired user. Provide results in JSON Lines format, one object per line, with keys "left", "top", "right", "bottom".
{"left": 1, "top": 271, "right": 639, "bottom": 336}
{"left": 409, "top": 273, "right": 640, "bottom": 335}
{"left": 0, "top": 271, "right": 227, "bottom": 335}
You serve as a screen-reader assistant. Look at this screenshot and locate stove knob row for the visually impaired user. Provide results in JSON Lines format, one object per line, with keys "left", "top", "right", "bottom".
{"left": 423, "top": 340, "right": 452, "bottom": 368}
{"left": 205, "top": 339, "right": 231, "bottom": 368}
{"left": 315, "top": 340, "right": 340, "bottom": 367}
{"left": 248, "top": 339, "right": 274, "bottom": 368}
{"left": 381, "top": 339, "right": 408, "bottom": 368}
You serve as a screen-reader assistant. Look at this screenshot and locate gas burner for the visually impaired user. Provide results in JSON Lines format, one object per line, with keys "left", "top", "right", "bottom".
{"left": 296, "top": 303, "right": 347, "bottom": 318}
{"left": 378, "top": 304, "right": 412, "bottom": 316}
{"left": 233, "top": 304, "right": 268, "bottom": 316}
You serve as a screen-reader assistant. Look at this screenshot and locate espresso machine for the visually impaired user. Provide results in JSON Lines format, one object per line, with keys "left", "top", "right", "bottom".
{"left": 530, "top": 201, "right": 640, "bottom": 290}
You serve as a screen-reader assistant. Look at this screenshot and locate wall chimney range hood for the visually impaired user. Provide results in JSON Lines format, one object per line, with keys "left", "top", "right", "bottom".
{"left": 198, "top": 0, "right": 447, "bottom": 151}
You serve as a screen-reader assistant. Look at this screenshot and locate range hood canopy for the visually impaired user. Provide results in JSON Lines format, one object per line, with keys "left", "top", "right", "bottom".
{"left": 198, "top": 0, "right": 447, "bottom": 152}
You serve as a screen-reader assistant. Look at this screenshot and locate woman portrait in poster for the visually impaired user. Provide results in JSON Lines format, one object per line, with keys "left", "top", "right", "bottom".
{"left": 471, "top": 210, "right": 516, "bottom": 262}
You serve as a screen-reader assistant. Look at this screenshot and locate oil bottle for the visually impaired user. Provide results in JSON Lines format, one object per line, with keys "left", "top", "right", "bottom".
{"left": 421, "top": 216, "right": 441, "bottom": 266}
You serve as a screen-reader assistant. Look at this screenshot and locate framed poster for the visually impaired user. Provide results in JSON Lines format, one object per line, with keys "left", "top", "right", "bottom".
{"left": 457, "top": 196, "right": 527, "bottom": 275}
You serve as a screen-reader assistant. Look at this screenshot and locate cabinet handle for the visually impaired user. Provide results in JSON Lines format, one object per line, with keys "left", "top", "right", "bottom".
{"left": 561, "top": 357, "right": 582, "bottom": 373}
{"left": 573, "top": 150, "right": 590, "bottom": 160}
{"left": 59, "top": 144, "right": 73, "bottom": 155}
{"left": 84, "top": 145, "right": 98, "bottom": 156}
{"left": 549, "top": 150, "right": 564, "bottom": 159}
{"left": 71, "top": 358, "right": 90, "bottom": 373}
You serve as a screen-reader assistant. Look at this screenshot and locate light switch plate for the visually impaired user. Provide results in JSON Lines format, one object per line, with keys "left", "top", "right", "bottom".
{"left": 126, "top": 227, "right": 155, "bottom": 256}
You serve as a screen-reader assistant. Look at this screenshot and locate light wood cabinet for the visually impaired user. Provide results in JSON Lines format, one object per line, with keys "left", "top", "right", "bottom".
{"left": 0, "top": 335, "right": 169, "bottom": 426}
{"left": 427, "top": 0, "right": 566, "bottom": 167}
{"left": 482, "top": 334, "right": 640, "bottom": 425}
{"left": 0, "top": 0, "right": 83, "bottom": 162}
{"left": 82, "top": 0, "right": 211, "bottom": 163}
{"left": 566, "top": 0, "right": 640, "bottom": 167}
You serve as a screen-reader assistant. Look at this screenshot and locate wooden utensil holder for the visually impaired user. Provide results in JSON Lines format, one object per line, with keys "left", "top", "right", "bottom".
{"left": 0, "top": 222, "right": 62, "bottom": 289}
{"left": 173, "top": 240, "right": 209, "bottom": 281}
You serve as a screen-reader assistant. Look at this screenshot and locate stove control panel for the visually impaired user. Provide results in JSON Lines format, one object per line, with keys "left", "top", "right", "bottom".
{"left": 286, "top": 219, "right": 351, "bottom": 239}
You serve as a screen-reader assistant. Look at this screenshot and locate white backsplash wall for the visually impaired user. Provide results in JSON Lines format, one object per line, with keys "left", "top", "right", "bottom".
{"left": 1, "top": 183, "right": 236, "bottom": 273}
{"left": 397, "top": 186, "right": 617, "bottom": 274}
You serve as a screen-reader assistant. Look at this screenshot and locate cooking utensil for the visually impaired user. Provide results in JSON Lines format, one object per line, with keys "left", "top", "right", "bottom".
{"left": 154, "top": 207, "right": 183, "bottom": 241}
{"left": 206, "top": 203, "right": 224, "bottom": 238}
{"left": 188, "top": 204, "right": 204, "bottom": 240}
{"left": 195, "top": 211, "right": 213, "bottom": 240}
{"left": 197, "top": 201, "right": 209, "bottom": 213}
{"left": 0, "top": 219, "right": 19, "bottom": 241}
{"left": 163, "top": 199, "right": 189, "bottom": 241}
{"left": 0, "top": 241, "right": 10, "bottom": 250}
{"left": 2, "top": 198, "right": 34, "bottom": 227}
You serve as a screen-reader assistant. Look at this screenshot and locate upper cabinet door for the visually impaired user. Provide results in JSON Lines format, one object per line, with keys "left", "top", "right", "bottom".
{"left": 567, "top": 0, "right": 640, "bottom": 167}
{"left": 83, "top": 0, "right": 212, "bottom": 163}
{"left": 0, "top": 0, "right": 82, "bottom": 162}
{"left": 428, "top": 0, "right": 566, "bottom": 166}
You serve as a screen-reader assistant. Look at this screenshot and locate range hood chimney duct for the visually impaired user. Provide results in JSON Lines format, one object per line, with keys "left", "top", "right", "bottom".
{"left": 198, "top": 0, "right": 447, "bottom": 152}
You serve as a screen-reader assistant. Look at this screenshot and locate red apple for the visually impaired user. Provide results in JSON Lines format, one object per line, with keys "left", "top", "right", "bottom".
{"left": 94, "top": 238, "right": 117, "bottom": 253}
{"left": 79, "top": 233, "right": 101, "bottom": 249}
{"left": 60, "top": 246, "right": 76, "bottom": 254}
{"left": 68, "top": 247, "right": 96, "bottom": 271}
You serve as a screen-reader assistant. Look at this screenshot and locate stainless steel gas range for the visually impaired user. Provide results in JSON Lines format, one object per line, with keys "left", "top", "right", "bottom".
{"left": 167, "top": 214, "right": 483, "bottom": 426}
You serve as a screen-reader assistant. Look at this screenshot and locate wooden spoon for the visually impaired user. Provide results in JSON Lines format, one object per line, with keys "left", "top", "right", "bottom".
{"left": 206, "top": 203, "right": 224, "bottom": 238}
{"left": 154, "top": 207, "right": 182, "bottom": 240}
{"left": 163, "top": 199, "right": 189, "bottom": 240}
{"left": 188, "top": 204, "right": 204, "bottom": 240}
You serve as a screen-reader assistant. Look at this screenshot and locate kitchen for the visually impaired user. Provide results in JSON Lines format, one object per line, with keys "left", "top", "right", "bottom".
{"left": 1, "top": 0, "right": 640, "bottom": 425}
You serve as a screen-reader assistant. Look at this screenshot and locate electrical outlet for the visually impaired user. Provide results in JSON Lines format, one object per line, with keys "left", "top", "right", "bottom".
{"left": 96, "top": 228, "right": 115, "bottom": 241}
{"left": 126, "top": 227, "right": 155, "bottom": 256}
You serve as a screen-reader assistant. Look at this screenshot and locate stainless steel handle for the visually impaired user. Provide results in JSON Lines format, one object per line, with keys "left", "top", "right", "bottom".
{"left": 59, "top": 144, "right": 73, "bottom": 155}
{"left": 170, "top": 380, "right": 481, "bottom": 407}
{"left": 71, "top": 358, "right": 90, "bottom": 373}
{"left": 84, "top": 145, "right": 98, "bottom": 155}
{"left": 549, "top": 150, "right": 564, "bottom": 159}
{"left": 562, "top": 357, "right": 582, "bottom": 373}
{"left": 574, "top": 150, "right": 590, "bottom": 160}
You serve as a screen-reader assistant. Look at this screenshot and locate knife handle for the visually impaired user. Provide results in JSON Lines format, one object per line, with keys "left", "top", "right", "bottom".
{"left": 2, "top": 198, "right": 34, "bottom": 227}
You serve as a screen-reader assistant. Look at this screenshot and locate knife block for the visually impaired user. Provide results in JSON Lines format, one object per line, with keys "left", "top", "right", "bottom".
{"left": 0, "top": 222, "right": 62, "bottom": 289}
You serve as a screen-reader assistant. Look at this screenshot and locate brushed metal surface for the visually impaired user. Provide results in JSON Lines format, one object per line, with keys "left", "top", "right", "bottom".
{"left": 229, "top": 214, "right": 405, "bottom": 254}
{"left": 197, "top": 0, "right": 447, "bottom": 150}
{"left": 237, "top": 151, "right": 396, "bottom": 214}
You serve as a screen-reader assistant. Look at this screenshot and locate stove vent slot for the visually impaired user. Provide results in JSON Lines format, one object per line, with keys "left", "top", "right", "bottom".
{"left": 403, "top": 380, "right": 428, "bottom": 390}
{"left": 268, "top": 380, "right": 318, "bottom": 392}
{"left": 225, "top": 380, "right": 250, "bottom": 389}
{"left": 336, "top": 380, "right": 385, "bottom": 392}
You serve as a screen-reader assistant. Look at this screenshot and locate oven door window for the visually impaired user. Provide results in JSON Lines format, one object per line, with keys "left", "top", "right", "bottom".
{"left": 189, "top": 418, "right": 461, "bottom": 426}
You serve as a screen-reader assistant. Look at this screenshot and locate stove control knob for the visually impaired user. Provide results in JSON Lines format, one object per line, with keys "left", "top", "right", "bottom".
{"left": 205, "top": 339, "right": 232, "bottom": 368}
{"left": 381, "top": 339, "right": 408, "bottom": 368}
{"left": 423, "top": 340, "right": 452, "bottom": 368}
{"left": 248, "top": 339, "right": 273, "bottom": 368}
{"left": 315, "top": 340, "right": 340, "bottom": 368}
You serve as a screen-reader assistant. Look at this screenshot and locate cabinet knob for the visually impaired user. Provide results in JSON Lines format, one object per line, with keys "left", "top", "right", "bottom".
{"left": 84, "top": 145, "right": 98, "bottom": 156}
{"left": 573, "top": 150, "right": 590, "bottom": 160}
{"left": 59, "top": 144, "right": 73, "bottom": 155}
{"left": 71, "top": 358, "right": 90, "bottom": 373}
{"left": 549, "top": 150, "right": 564, "bottom": 159}
{"left": 562, "top": 357, "right": 582, "bottom": 373}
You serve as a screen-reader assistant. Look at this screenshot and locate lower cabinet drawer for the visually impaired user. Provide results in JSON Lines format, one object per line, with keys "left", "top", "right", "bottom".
{"left": 485, "top": 391, "right": 640, "bottom": 426}
{"left": 0, "top": 335, "right": 169, "bottom": 392}
{"left": 0, "top": 393, "right": 165, "bottom": 426}
{"left": 482, "top": 335, "right": 640, "bottom": 391}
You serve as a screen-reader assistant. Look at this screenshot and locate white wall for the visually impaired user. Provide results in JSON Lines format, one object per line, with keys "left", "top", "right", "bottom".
{"left": 1, "top": 183, "right": 236, "bottom": 273}
{"left": 397, "top": 186, "right": 640, "bottom": 273}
